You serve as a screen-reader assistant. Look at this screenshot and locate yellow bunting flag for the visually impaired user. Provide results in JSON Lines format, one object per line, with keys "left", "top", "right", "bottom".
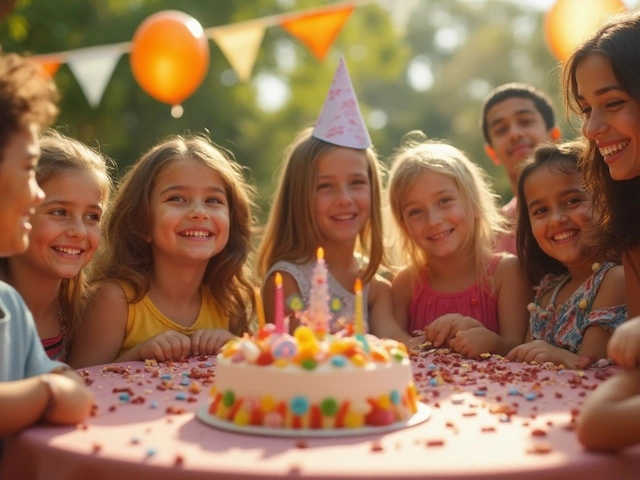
{"left": 210, "top": 22, "right": 266, "bottom": 83}
{"left": 280, "top": 5, "right": 355, "bottom": 60}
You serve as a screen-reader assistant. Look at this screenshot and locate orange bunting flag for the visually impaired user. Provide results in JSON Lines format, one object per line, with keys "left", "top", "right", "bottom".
{"left": 31, "top": 58, "right": 62, "bottom": 78}
{"left": 280, "top": 5, "right": 355, "bottom": 60}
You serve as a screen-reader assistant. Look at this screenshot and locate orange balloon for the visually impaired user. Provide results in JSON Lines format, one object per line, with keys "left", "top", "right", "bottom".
{"left": 544, "top": 0, "right": 626, "bottom": 62}
{"left": 130, "top": 10, "right": 210, "bottom": 106}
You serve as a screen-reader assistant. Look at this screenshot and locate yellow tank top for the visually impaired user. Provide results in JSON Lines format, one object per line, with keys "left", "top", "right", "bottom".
{"left": 118, "top": 283, "right": 229, "bottom": 358}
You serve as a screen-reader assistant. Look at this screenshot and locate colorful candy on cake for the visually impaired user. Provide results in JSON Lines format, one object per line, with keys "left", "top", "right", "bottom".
{"left": 208, "top": 249, "right": 419, "bottom": 430}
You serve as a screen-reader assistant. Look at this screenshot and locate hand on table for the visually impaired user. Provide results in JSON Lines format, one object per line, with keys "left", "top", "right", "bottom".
{"left": 607, "top": 316, "right": 640, "bottom": 368}
{"left": 190, "top": 329, "right": 237, "bottom": 356}
{"left": 42, "top": 373, "right": 94, "bottom": 425}
{"left": 449, "top": 327, "right": 497, "bottom": 358}
{"left": 135, "top": 331, "right": 191, "bottom": 362}
{"left": 425, "top": 314, "right": 483, "bottom": 348}
{"left": 506, "top": 340, "right": 577, "bottom": 368}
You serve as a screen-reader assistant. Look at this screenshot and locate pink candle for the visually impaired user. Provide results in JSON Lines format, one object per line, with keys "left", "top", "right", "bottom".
{"left": 274, "top": 272, "right": 285, "bottom": 334}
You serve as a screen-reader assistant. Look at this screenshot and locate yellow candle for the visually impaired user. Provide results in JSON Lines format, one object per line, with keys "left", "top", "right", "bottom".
{"left": 318, "top": 246, "right": 324, "bottom": 260}
{"left": 354, "top": 278, "right": 364, "bottom": 335}
{"left": 254, "top": 287, "right": 266, "bottom": 329}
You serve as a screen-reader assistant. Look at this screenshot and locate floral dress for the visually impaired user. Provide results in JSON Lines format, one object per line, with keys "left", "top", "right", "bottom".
{"left": 528, "top": 262, "right": 626, "bottom": 354}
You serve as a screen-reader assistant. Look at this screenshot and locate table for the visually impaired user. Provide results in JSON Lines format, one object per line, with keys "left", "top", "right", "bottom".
{"left": 2, "top": 349, "right": 639, "bottom": 480}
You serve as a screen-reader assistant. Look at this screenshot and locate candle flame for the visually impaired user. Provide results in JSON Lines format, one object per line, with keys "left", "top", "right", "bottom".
{"left": 275, "top": 272, "right": 283, "bottom": 287}
{"left": 354, "top": 278, "right": 362, "bottom": 293}
{"left": 317, "top": 247, "right": 324, "bottom": 260}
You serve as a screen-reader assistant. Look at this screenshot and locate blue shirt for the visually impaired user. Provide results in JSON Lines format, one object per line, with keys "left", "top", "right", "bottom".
{"left": 0, "top": 281, "right": 62, "bottom": 381}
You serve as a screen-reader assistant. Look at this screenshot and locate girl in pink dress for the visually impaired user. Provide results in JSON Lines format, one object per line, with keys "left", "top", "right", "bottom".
{"left": 388, "top": 133, "right": 531, "bottom": 357}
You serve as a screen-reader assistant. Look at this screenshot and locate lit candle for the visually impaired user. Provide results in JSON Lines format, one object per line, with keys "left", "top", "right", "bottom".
{"left": 274, "top": 272, "right": 285, "bottom": 334}
{"left": 309, "top": 247, "right": 330, "bottom": 334}
{"left": 254, "top": 287, "right": 266, "bottom": 330}
{"left": 354, "top": 278, "right": 364, "bottom": 335}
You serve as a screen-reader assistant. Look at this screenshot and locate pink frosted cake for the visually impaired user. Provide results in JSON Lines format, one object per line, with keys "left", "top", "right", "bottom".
{"left": 208, "top": 325, "right": 418, "bottom": 430}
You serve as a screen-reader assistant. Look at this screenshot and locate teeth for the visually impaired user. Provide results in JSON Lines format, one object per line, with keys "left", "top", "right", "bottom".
{"left": 182, "top": 231, "right": 210, "bottom": 237}
{"left": 333, "top": 214, "right": 355, "bottom": 220}
{"left": 553, "top": 231, "right": 577, "bottom": 241}
{"left": 54, "top": 247, "right": 81, "bottom": 255}
{"left": 599, "top": 141, "right": 629, "bottom": 157}
{"left": 430, "top": 230, "right": 450, "bottom": 241}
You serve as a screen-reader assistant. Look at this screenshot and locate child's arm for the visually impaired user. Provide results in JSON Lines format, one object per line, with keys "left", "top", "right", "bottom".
{"left": 262, "top": 271, "right": 302, "bottom": 332}
{"left": 492, "top": 255, "right": 531, "bottom": 353}
{"left": 609, "top": 317, "right": 640, "bottom": 368}
{"left": 578, "top": 369, "right": 640, "bottom": 451}
{"left": 390, "top": 269, "right": 414, "bottom": 335}
{"left": 448, "top": 255, "right": 531, "bottom": 357}
{"left": 67, "top": 282, "right": 131, "bottom": 367}
{"left": 0, "top": 371, "right": 93, "bottom": 436}
{"left": 368, "top": 275, "right": 416, "bottom": 345}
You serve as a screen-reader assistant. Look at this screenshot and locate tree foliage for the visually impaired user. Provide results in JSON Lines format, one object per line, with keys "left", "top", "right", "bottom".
{"left": 0, "top": 0, "right": 567, "bottom": 214}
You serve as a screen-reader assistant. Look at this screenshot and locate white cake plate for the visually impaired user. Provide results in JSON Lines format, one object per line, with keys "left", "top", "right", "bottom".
{"left": 196, "top": 402, "right": 431, "bottom": 438}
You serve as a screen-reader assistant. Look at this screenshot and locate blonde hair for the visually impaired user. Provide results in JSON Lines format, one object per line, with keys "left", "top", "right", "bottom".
{"left": 0, "top": 128, "right": 114, "bottom": 342}
{"left": 92, "top": 134, "right": 256, "bottom": 335}
{"left": 256, "top": 127, "right": 385, "bottom": 283}
{"left": 387, "top": 132, "right": 508, "bottom": 288}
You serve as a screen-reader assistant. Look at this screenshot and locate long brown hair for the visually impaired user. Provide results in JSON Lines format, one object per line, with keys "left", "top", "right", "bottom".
{"left": 256, "top": 127, "right": 385, "bottom": 283}
{"left": 562, "top": 10, "right": 640, "bottom": 257}
{"left": 92, "top": 134, "right": 256, "bottom": 335}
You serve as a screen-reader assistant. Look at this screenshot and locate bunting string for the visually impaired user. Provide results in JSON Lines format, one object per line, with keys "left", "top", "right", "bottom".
{"left": 25, "top": 0, "right": 405, "bottom": 109}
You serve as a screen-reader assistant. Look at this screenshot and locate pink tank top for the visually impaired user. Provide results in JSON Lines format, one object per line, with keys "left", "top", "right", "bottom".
{"left": 408, "top": 256, "right": 502, "bottom": 334}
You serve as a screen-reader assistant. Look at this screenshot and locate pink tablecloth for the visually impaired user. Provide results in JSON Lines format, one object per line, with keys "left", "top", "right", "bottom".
{"left": 1, "top": 350, "right": 639, "bottom": 480}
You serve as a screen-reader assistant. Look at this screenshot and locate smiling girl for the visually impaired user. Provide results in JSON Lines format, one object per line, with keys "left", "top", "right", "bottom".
{"left": 505, "top": 142, "right": 626, "bottom": 368}
{"left": 68, "top": 135, "right": 256, "bottom": 367}
{"left": 0, "top": 129, "right": 112, "bottom": 361}
{"left": 388, "top": 133, "right": 531, "bottom": 357}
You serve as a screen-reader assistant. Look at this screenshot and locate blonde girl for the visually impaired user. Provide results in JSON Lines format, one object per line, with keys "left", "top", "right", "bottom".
{"left": 0, "top": 129, "right": 112, "bottom": 361}
{"left": 69, "top": 134, "right": 255, "bottom": 367}
{"left": 388, "top": 133, "right": 531, "bottom": 357}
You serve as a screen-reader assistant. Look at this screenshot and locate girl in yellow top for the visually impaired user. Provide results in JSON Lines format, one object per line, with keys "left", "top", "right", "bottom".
{"left": 68, "top": 135, "right": 256, "bottom": 367}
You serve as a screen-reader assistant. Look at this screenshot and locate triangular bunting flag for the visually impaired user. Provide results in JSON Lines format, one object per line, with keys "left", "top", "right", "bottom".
{"left": 313, "top": 57, "right": 371, "bottom": 149}
{"left": 67, "top": 45, "right": 123, "bottom": 108}
{"left": 377, "top": 0, "right": 420, "bottom": 37}
{"left": 280, "top": 5, "right": 355, "bottom": 60}
{"left": 210, "top": 22, "right": 265, "bottom": 83}
{"left": 30, "top": 57, "right": 62, "bottom": 78}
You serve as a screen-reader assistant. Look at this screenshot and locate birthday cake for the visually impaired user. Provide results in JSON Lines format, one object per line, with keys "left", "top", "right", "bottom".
{"left": 208, "top": 325, "right": 418, "bottom": 430}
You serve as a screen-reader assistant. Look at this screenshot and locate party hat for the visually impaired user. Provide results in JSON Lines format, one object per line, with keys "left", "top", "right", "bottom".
{"left": 312, "top": 57, "right": 372, "bottom": 149}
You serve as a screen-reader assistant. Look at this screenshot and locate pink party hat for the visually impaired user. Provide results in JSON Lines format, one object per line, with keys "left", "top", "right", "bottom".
{"left": 312, "top": 57, "right": 372, "bottom": 149}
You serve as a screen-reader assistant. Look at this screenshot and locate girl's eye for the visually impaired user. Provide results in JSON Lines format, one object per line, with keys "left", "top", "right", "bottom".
{"left": 317, "top": 183, "right": 332, "bottom": 190}
{"left": 579, "top": 105, "right": 592, "bottom": 116}
{"left": 531, "top": 207, "right": 547, "bottom": 216}
{"left": 438, "top": 197, "right": 453, "bottom": 206}
{"left": 206, "top": 197, "right": 224, "bottom": 205}
{"left": 605, "top": 100, "right": 624, "bottom": 109}
{"left": 50, "top": 209, "right": 66, "bottom": 217}
{"left": 352, "top": 178, "right": 368, "bottom": 186}
{"left": 406, "top": 208, "right": 422, "bottom": 218}
{"left": 565, "top": 197, "right": 583, "bottom": 207}
{"left": 85, "top": 213, "right": 101, "bottom": 222}
{"left": 167, "top": 195, "right": 185, "bottom": 202}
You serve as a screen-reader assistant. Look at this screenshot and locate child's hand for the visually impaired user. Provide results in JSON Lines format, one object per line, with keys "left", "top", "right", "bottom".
{"left": 425, "top": 314, "right": 483, "bottom": 348}
{"left": 136, "top": 331, "right": 191, "bottom": 362}
{"left": 190, "top": 329, "right": 237, "bottom": 356}
{"left": 449, "top": 327, "right": 497, "bottom": 358}
{"left": 608, "top": 317, "right": 640, "bottom": 368}
{"left": 506, "top": 340, "right": 576, "bottom": 368}
{"left": 42, "top": 373, "right": 94, "bottom": 425}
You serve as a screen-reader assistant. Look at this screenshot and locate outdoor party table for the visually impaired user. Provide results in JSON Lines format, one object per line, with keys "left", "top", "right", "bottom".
{"left": 1, "top": 349, "right": 639, "bottom": 480}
